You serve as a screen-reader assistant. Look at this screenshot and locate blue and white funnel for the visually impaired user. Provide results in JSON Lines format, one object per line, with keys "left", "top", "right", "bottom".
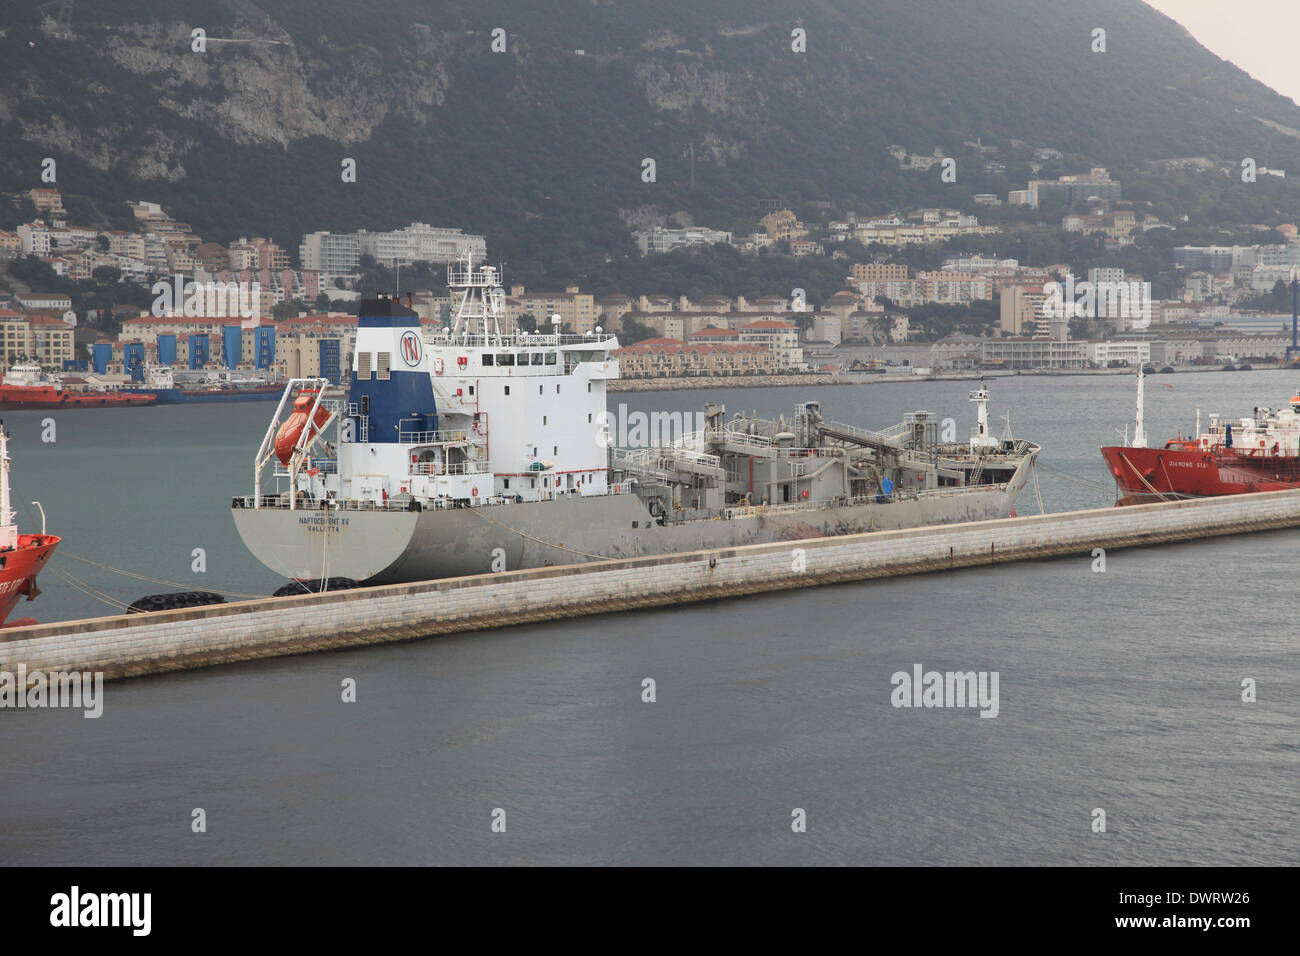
{"left": 348, "top": 295, "right": 439, "bottom": 440}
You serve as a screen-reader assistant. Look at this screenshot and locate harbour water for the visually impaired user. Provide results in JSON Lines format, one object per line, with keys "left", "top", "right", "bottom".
{"left": 2, "top": 370, "right": 1298, "bottom": 864}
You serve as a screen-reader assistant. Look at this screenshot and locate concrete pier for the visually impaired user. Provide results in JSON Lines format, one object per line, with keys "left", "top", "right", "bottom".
{"left": 4, "top": 489, "right": 1299, "bottom": 681}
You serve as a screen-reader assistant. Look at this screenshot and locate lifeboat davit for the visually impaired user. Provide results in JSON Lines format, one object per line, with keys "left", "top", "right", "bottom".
{"left": 275, "top": 392, "right": 331, "bottom": 465}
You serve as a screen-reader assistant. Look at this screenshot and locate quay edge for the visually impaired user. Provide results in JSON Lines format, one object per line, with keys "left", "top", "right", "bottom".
{"left": 6, "top": 488, "right": 1300, "bottom": 682}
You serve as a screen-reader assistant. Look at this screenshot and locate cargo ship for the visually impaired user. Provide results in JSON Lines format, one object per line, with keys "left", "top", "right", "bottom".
{"left": 1102, "top": 366, "right": 1300, "bottom": 504}
{"left": 123, "top": 365, "right": 283, "bottom": 404}
{"left": 0, "top": 422, "right": 59, "bottom": 627}
{"left": 0, "top": 364, "right": 155, "bottom": 410}
{"left": 232, "top": 257, "right": 1040, "bottom": 585}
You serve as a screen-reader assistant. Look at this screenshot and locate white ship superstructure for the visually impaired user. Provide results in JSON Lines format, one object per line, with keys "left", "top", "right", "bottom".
{"left": 247, "top": 257, "right": 619, "bottom": 513}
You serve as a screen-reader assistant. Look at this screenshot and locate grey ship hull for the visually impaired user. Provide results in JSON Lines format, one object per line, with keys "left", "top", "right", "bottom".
{"left": 233, "top": 471, "right": 1032, "bottom": 584}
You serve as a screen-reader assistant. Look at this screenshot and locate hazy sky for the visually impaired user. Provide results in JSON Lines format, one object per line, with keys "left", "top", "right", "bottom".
{"left": 1144, "top": 0, "right": 1300, "bottom": 105}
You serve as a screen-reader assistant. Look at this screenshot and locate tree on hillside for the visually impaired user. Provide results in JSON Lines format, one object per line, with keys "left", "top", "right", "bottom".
{"left": 272, "top": 299, "right": 308, "bottom": 320}
{"left": 1237, "top": 280, "right": 1292, "bottom": 313}
{"left": 355, "top": 254, "right": 396, "bottom": 297}
{"left": 7, "top": 254, "right": 70, "bottom": 293}
{"left": 618, "top": 317, "right": 655, "bottom": 344}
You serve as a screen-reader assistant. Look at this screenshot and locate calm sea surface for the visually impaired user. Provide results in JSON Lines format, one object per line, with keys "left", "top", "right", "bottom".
{"left": 1, "top": 370, "right": 1297, "bottom": 864}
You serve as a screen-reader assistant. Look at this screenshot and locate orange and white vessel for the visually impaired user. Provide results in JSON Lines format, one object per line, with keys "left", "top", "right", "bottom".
{"left": 0, "top": 363, "right": 155, "bottom": 410}
{"left": 0, "top": 421, "right": 59, "bottom": 627}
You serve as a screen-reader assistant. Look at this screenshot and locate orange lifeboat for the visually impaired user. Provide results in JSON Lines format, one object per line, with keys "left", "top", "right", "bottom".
{"left": 275, "top": 392, "right": 331, "bottom": 465}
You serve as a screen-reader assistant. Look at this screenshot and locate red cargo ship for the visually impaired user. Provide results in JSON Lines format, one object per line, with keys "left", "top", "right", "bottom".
{"left": 0, "top": 364, "right": 155, "bottom": 410}
{"left": 1101, "top": 370, "right": 1300, "bottom": 504}
{"left": 0, "top": 422, "right": 59, "bottom": 627}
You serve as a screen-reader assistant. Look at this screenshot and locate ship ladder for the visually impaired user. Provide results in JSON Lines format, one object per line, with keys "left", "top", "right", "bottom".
{"left": 968, "top": 457, "right": 985, "bottom": 486}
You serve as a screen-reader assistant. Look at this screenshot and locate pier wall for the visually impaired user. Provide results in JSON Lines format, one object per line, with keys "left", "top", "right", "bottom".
{"left": 4, "top": 489, "right": 1300, "bottom": 680}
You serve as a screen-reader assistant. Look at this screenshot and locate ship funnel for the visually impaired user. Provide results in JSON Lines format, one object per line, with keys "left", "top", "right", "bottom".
{"left": 349, "top": 296, "right": 439, "bottom": 442}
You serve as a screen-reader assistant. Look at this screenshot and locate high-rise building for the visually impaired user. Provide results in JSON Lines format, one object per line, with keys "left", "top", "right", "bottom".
{"left": 999, "top": 282, "right": 1049, "bottom": 336}
{"left": 299, "top": 231, "right": 362, "bottom": 276}
{"left": 357, "top": 223, "right": 486, "bottom": 268}
{"left": 300, "top": 224, "right": 486, "bottom": 274}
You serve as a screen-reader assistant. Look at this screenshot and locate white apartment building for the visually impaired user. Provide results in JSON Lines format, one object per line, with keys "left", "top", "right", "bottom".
{"left": 299, "top": 224, "right": 486, "bottom": 275}
{"left": 357, "top": 223, "right": 486, "bottom": 268}
{"left": 17, "top": 222, "right": 52, "bottom": 255}
{"left": 1087, "top": 267, "right": 1128, "bottom": 286}
{"left": 299, "top": 231, "right": 362, "bottom": 275}
{"left": 1088, "top": 340, "right": 1151, "bottom": 366}
{"left": 738, "top": 319, "right": 807, "bottom": 370}
{"left": 635, "top": 226, "right": 734, "bottom": 255}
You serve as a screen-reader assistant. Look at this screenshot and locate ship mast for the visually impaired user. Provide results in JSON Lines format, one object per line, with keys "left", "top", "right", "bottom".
{"left": 1132, "top": 364, "right": 1147, "bottom": 449}
{"left": 0, "top": 421, "right": 16, "bottom": 550}
{"left": 969, "top": 380, "right": 996, "bottom": 450}
{"left": 448, "top": 253, "right": 504, "bottom": 345}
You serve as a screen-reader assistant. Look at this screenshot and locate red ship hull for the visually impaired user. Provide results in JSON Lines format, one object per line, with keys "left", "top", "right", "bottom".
{"left": 0, "top": 385, "right": 155, "bottom": 409}
{"left": 0, "top": 533, "right": 60, "bottom": 627}
{"left": 1100, "top": 444, "right": 1300, "bottom": 505}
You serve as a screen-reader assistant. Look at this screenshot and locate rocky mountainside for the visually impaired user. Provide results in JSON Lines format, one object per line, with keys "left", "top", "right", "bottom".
{"left": 3, "top": 0, "right": 1300, "bottom": 281}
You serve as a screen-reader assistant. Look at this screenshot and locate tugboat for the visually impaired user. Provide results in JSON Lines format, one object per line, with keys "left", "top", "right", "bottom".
{"left": 0, "top": 422, "right": 59, "bottom": 627}
{"left": 0, "top": 363, "right": 155, "bottom": 409}
{"left": 1102, "top": 366, "right": 1300, "bottom": 504}
{"left": 232, "top": 256, "right": 1040, "bottom": 585}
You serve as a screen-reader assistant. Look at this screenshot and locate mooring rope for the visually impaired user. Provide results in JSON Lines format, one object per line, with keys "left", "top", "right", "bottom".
{"left": 1033, "top": 462, "right": 1114, "bottom": 494}
{"left": 48, "top": 566, "right": 134, "bottom": 612}
{"left": 1119, "top": 452, "right": 1173, "bottom": 502}
{"left": 55, "top": 551, "right": 268, "bottom": 600}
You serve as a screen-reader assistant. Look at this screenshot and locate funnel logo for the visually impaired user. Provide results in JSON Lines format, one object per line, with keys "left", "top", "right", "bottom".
{"left": 400, "top": 330, "right": 422, "bottom": 367}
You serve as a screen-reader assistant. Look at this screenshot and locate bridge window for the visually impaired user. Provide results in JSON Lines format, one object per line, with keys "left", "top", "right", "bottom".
{"left": 532, "top": 353, "right": 544, "bottom": 366}
{"left": 496, "top": 353, "right": 515, "bottom": 366}
{"left": 482, "top": 354, "right": 494, "bottom": 366}
{"left": 545, "top": 352, "right": 557, "bottom": 365}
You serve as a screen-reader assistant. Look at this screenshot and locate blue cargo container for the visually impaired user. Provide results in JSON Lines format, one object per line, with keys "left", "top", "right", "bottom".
{"left": 222, "top": 326, "right": 242, "bottom": 369}
{"left": 91, "top": 343, "right": 112, "bottom": 374}
{"left": 157, "top": 333, "right": 177, "bottom": 367}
